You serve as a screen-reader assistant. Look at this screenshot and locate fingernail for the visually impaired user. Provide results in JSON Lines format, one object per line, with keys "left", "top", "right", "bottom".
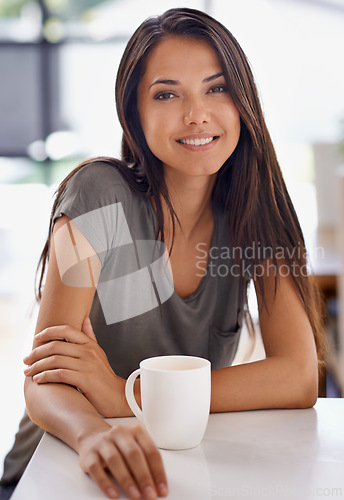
{"left": 33, "top": 374, "right": 41, "bottom": 382}
{"left": 144, "top": 486, "right": 157, "bottom": 500}
{"left": 24, "top": 367, "right": 31, "bottom": 375}
{"left": 23, "top": 356, "right": 29, "bottom": 364}
{"left": 106, "top": 487, "right": 118, "bottom": 498}
{"left": 128, "top": 485, "right": 141, "bottom": 499}
{"left": 157, "top": 483, "right": 168, "bottom": 496}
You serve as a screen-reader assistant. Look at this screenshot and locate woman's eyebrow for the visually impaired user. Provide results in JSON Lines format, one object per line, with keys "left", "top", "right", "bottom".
{"left": 203, "top": 72, "right": 224, "bottom": 83}
{"left": 149, "top": 72, "right": 224, "bottom": 89}
{"left": 149, "top": 79, "right": 180, "bottom": 88}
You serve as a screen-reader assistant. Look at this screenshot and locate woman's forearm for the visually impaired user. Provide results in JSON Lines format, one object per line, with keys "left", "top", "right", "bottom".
{"left": 24, "top": 377, "right": 111, "bottom": 452}
{"left": 24, "top": 377, "right": 169, "bottom": 500}
{"left": 210, "top": 356, "right": 318, "bottom": 413}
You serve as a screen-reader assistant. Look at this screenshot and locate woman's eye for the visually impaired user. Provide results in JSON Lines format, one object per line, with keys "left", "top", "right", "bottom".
{"left": 208, "top": 85, "right": 227, "bottom": 94}
{"left": 154, "top": 92, "right": 176, "bottom": 101}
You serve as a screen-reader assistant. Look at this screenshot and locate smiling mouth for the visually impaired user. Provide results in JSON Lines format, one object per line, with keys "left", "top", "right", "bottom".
{"left": 176, "top": 136, "right": 218, "bottom": 146}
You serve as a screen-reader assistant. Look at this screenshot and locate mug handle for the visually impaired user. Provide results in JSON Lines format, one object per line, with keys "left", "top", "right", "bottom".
{"left": 125, "top": 369, "right": 143, "bottom": 423}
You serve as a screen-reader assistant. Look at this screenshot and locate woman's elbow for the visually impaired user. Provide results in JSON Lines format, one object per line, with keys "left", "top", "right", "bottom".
{"left": 296, "top": 386, "right": 318, "bottom": 409}
{"left": 24, "top": 377, "right": 36, "bottom": 419}
{"left": 290, "top": 364, "right": 319, "bottom": 409}
{"left": 24, "top": 377, "right": 44, "bottom": 426}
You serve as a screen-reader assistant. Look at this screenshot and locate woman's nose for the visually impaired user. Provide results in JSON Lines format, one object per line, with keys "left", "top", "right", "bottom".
{"left": 183, "top": 98, "right": 210, "bottom": 126}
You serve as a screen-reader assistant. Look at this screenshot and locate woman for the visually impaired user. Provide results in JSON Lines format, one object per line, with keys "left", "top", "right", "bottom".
{"left": 1, "top": 7, "right": 325, "bottom": 500}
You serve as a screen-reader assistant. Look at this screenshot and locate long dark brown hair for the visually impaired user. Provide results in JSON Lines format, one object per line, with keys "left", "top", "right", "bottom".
{"left": 37, "top": 8, "right": 326, "bottom": 367}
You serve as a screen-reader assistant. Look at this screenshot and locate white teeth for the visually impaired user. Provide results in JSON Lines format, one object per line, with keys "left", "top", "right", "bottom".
{"left": 180, "top": 137, "right": 215, "bottom": 146}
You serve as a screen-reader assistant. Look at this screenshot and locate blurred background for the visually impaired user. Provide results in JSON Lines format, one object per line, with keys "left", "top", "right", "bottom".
{"left": 1, "top": 0, "right": 344, "bottom": 476}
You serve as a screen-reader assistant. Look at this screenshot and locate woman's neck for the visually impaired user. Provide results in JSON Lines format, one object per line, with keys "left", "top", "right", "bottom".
{"left": 162, "top": 168, "right": 217, "bottom": 242}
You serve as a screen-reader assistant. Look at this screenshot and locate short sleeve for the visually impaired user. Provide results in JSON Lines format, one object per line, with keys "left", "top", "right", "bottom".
{"left": 53, "top": 161, "right": 133, "bottom": 266}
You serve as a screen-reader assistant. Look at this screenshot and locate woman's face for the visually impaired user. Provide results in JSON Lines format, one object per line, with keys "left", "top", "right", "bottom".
{"left": 137, "top": 35, "right": 241, "bottom": 180}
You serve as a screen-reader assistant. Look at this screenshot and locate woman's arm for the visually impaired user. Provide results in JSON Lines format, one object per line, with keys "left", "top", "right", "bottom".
{"left": 24, "top": 319, "right": 131, "bottom": 418}
{"left": 25, "top": 215, "right": 129, "bottom": 416}
{"left": 24, "top": 215, "right": 167, "bottom": 500}
{"left": 210, "top": 262, "right": 319, "bottom": 412}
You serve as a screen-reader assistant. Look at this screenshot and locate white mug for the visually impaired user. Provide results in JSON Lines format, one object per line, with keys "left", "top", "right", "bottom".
{"left": 125, "top": 355, "right": 211, "bottom": 450}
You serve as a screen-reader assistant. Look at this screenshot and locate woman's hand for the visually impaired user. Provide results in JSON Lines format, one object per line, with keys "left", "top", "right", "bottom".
{"left": 23, "top": 317, "right": 128, "bottom": 417}
{"left": 78, "top": 424, "right": 168, "bottom": 500}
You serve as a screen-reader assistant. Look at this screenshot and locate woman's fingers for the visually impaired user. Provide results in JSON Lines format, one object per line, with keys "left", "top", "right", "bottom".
{"left": 31, "top": 367, "right": 83, "bottom": 387}
{"left": 34, "top": 324, "right": 91, "bottom": 347}
{"left": 110, "top": 426, "right": 158, "bottom": 500}
{"left": 23, "top": 339, "right": 82, "bottom": 365}
{"left": 82, "top": 450, "right": 120, "bottom": 499}
{"left": 24, "top": 355, "right": 83, "bottom": 383}
{"left": 22, "top": 330, "right": 121, "bottom": 416}
{"left": 23, "top": 337, "right": 105, "bottom": 389}
{"left": 79, "top": 426, "right": 168, "bottom": 500}
{"left": 134, "top": 426, "right": 168, "bottom": 497}
{"left": 100, "top": 439, "right": 142, "bottom": 499}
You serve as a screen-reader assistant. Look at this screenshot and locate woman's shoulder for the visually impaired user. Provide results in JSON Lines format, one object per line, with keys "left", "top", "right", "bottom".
{"left": 54, "top": 157, "right": 143, "bottom": 222}
{"left": 67, "top": 157, "right": 143, "bottom": 204}
{"left": 69, "top": 157, "right": 130, "bottom": 190}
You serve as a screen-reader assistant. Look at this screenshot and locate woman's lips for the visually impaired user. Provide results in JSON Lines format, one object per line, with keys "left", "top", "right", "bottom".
{"left": 176, "top": 135, "right": 219, "bottom": 151}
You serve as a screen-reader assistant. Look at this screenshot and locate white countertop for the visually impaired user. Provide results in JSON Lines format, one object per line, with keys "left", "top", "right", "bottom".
{"left": 11, "top": 398, "right": 344, "bottom": 499}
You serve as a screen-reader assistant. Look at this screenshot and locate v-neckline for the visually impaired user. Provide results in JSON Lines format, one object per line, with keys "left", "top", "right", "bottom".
{"left": 146, "top": 196, "right": 218, "bottom": 303}
{"left": 179, "top": 202, "right": 217, "bottom": 303}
